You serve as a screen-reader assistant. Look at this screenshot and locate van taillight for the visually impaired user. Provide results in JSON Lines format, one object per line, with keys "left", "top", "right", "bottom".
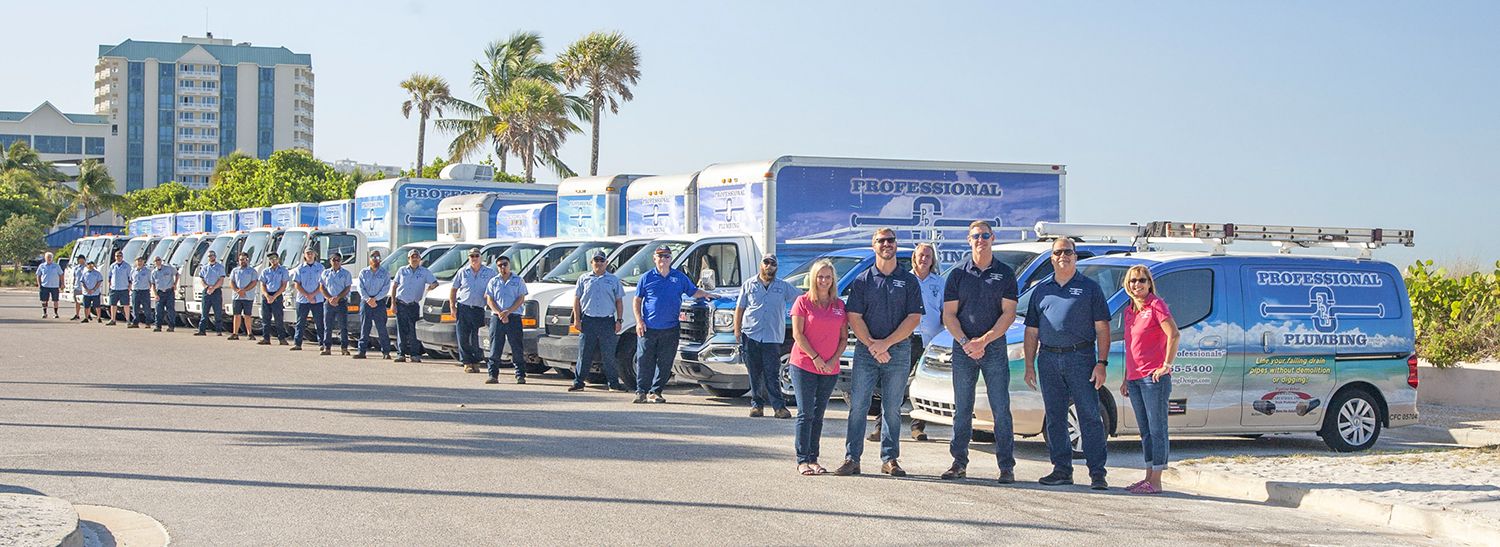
{"left": 1407, "top": 354, "right": 1419, "bottom": 388}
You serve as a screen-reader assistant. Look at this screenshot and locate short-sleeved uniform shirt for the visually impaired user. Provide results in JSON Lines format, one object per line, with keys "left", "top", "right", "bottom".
{"left": 484, "top": 274, "right": 528, "bottom": 313}
{"left": 1124, "top": 293, "right": 1174, "bottom": 380}
{"left": 915, "top": 271, "right": 946, "bottom": 341}
{"left": 789, "top": 295, "right": 847, "bottom": 375}
{"left": 575, "top": 271, "right": 624, "bottom": 318}
{"left": 844, "top": 265, "right": 924, "bottom": 341}
{"left": 394, "top": 266, "right": 438, "bottom": 304}
{"left": 1024, "top": 273, "right": 1112, "bottom": 348}
{"left": 451, "top": 265, "right": 497, "bottom": 308}
{"left": 261, "top": 265, "right": 289, "bottom": 296}
{"left": 736, "top": 277, "right": 803, "bottom": 344}
{"left": 943, "top": 258, "right": 1020, "bottom": 341}
{"left": 321, "top": 267, "right": 352, "bottom": 301}
{"left": 637, "top": 268, "right": 699, "bottom": 330}
{"left": 130, "top": 265, "right": 152, "bottom": 290}
{"left": 291, "top": 262, "right": 326, "bottom": 304}
{"left": 355, "top": 267, "right": 391, "bottom": 304}
{"left": 71, "top": 264, "right": 86, "bottom": 291}
{"left": 108, "top": 261, "right": 132, "bottom": 291}
{"left": 36, "top": 263, "right": 62, "bottom": 288}
{"left": 149, "top": 265, "right": 178, "bottom": 292}
{"left": 199, "top": 262, "right": 226, "bottom": 294}
{"left": 230, "top": 266, "right": 259, "bottom": 301}
{"left": 80, "top": 269, "right": 104, "bottom": 295}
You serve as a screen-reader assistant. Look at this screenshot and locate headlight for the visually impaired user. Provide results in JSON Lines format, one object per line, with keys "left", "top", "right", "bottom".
{"left": 1007, "top": 343, "right": 1025, "bottom": 361}
{"left": 712, "top": 309, "right": 735, "bottom": 332}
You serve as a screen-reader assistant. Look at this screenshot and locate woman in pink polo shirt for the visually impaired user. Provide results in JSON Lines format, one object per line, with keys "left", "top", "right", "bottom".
{"left": 1119, "top": 265, "right": 1180, "bottom": 494}
{"left": 789, "top": 259, "right": 848, "bottom": 476}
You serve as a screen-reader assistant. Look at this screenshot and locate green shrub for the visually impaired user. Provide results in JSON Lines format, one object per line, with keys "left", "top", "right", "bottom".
{"left": 1406, "top": 260, "right": 1500, "bottom": 367}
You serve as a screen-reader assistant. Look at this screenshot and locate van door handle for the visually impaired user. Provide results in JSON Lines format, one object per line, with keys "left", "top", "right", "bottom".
{"left": 1199, "top": 335, "right": 1222, "bottom": 349}
{"left": 1262, "top": 332, "right": 1275, "bottom": 353}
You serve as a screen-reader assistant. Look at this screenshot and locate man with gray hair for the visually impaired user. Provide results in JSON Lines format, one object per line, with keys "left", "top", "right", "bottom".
{"left": 36, "top": 252, "right": 62, "bottom": 318}
{"left": 391, "top": 248, "right": 438, "bottom": 363}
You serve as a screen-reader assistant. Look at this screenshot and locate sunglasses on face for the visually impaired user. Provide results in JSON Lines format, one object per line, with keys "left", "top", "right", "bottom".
{"left": 1052, "top": 249, "right": 1076, "bottom": 257}
{"left": 874, "top": 237, "right": 896, "bottom": 244}
{"left": 968, "top": 232, "right": 994, "bottom": 241}
{"left": 1127, "top": 278, "right": 1150, "bottom": 284}
{"left": 762, "top": 259, "right": 777, "bottom": 266}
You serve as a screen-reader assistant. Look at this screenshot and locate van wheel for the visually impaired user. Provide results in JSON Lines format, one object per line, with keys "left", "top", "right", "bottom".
{"left": 616, "top": 335, "right": 637, "bottom": 389}
{"left": 971, "top": 430, "right": 996, "bottom": 443}
{"left": 524, "top": 360, "right": 551, "bottom": 375}
{"left": 704, "top": 386, "right": 748, "bottom": 398}
{"left": 1044, "top": 392, "right": 1115, "bottom": 460}
{"left": 778, "top": 354, "right": 797, "bottom": 406}
{"left": 552, "top": 366, "right": 576, "bottom": 379}
{"left": 1321, "top": 389, "right": 1382, "bottom": 452}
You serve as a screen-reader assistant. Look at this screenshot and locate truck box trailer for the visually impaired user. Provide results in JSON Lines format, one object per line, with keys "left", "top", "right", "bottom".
{"left": 271, "top": 202, "right": 318, "bottom": 228}
{"left": 626, "top": 172, "right": 698, "bottom": 237}
{"left": 318, "top": 199, "right": 354, "bottom": 230}
{"left": 354, "top": 176, "right": 557, "bottom": 249}
{"left": 175, "top": 211, "right": 208, "bottom": 235}
{"left": 496, "top": 203, "right": 557, "bottom": 239}
{"left": 210, "top": 210, "right": 236, "bottom": 234}
{"left": 556, "top": 174, "right": 647, "bottom": 238}
{"left": 237, "top": 207, "right": 272, "bottom": 230}
{"left": 436, "top": 193, "right": 508, "bottom": 242}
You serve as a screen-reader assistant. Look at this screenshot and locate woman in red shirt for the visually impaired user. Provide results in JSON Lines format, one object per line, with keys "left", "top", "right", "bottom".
{"left": 789, "top": 259, "right": 848, "bottom": 475}
{"left": 1119, "top": 265, "right": 1180, "bottom": 494}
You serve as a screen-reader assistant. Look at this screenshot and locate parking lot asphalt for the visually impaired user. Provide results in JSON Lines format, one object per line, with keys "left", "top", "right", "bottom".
{"left": 0, "top": 290, "right": 1440, "bottom": 545}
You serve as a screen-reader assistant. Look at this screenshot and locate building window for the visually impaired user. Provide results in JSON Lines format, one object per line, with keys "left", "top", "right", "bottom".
{"left": 126, "top": 61, "right": 144, "bottom": 190}
{"left": 34, "top": 135, "right": 67, "bottom": 154}
{"left": 0, "top": 134, "right": 29, "bottom": 150}
{"left": 66, "top": 136, "right": 82, "bottom": 154}
{"left": 257, "top": 67, "right": 274, "bottom": 159}
{"left": 221, "top": 65, "right": 237, "bottom": 155}
{"left": 157, "top": 63, "right": 176, "bottom": 184}
{"left": 85, "top": 137, "right": 105, "bottom": 156}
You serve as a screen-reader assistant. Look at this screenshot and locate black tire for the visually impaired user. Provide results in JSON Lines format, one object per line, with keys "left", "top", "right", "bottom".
{"left": 552, "top": 366, "right": 576, "bottom": 379}
{"left": 1043, "top": 389, "right": 1115, "bottom": 460}
{"left": 1320, "top": 388, "right": 1382, "bottom": 452}
{"left": 971, "top": 430, "right": 996, "bottom": 443}
{"left": 704, "top": 386, "right": 749, "bottom": 398}
{"left": 615, "top": 335, "right": 638, "bottom": 389}
{"left": 523, "top": 360, "right": 551, "bottom": 375}
{"left": 778, "top": 355, "right": 797, "bottom": 407}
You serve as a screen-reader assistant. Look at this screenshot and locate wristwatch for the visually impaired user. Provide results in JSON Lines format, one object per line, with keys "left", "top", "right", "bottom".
{"left": 1096, "top": 360, "right": 1108, "bottom": 366}
{"left": 958, "top": 337, "right": 970, "bottom": 345}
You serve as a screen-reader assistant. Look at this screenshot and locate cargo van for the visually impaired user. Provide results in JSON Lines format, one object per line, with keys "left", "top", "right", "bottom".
{"left": 908, "top": 222, "right": 1418, "bottom": 452}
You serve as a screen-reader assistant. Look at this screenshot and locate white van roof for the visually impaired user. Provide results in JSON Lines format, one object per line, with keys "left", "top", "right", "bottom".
{"left": 627, "top": 172, "right": 698, "bottom": 199}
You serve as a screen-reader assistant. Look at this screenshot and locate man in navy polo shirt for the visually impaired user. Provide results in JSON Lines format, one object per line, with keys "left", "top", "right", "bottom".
{"left": 940, "top": 220, "right": 1020, "bottom": 483}
{"left": 833, "top": 228, "right": 925, "bottom": 478}
{"left": 1023, "top": 237, "right": 1113, "bottom": 490}
{"left": 632, "top": 245, "right": 713, "bottom": 404}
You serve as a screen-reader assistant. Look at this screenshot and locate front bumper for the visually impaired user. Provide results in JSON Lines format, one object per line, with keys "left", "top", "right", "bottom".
{"left": 675, "top": 337, "right": 750, "bottom": 391}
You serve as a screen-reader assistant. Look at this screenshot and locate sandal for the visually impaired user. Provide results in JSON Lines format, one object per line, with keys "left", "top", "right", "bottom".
{"left": 799, "top": 464, "right": 817, "bottom": 476}
{"left": 812, "top": 463, "right": 828, "bottom": 475}
{"left": 1126, "top": 479, "right": 1148, "bottom": 491}
{"left": 1130, "top": 483, "right": 1163, "bottom": 495}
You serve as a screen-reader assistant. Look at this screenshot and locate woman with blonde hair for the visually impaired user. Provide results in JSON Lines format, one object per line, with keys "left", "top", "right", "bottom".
{"left": 789, "top": 259, "right": 849, "bottom": 475}
{"left": 1119, "top": 265, "right": 1180, "bottom": 494}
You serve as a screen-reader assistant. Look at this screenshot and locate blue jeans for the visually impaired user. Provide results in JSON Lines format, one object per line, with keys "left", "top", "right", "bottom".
{"left": 574, "top": 315, "right": 620, "bottom": 387}
{"left": 950, "top": 340, "right": 1016, "bottom": 471}
{"left": 323, "top": 301, "right": 349, "bottom": 349}
{"left": 845, "top": 339, "right": 911, "bottom": 464}
{"left": 358, "top": 299, "right": 391, "bottom": 356}
{"left": 198, "top": 290, "right": 223, "bottom": 333}
{"left": 455, "top": 304, "right": 485, "bottom": 364}
{"left": 1038, "top": 350, "right": 1108, "bottom": 479}
{"left": 131, "top": 290, "right": 152, "bottom": 325}
{"left": 742, "top": 337, "right": 787, "bottom": 410}
{"left": 153, "top": 291, "right": 176, "bottom": 327}
{"left": 1128, "top": 374, "right": 1172, "bottom": 471}
{"left": 635, "top": 326, "right": 679, "bottom": 394}
{"left": 488, "top": 313, "right": 524, "bottom": 379}
{"left": 293, "top": 301, "right": 324, "bottom": 347}
{"left": 791, "top": 366, "right": 837, "bottom": 464}
{"left": 394, "top": 301, "right": 422, "bottom": 358}
{"left": 262, "top": 296, "right": 286, "bottom": 343}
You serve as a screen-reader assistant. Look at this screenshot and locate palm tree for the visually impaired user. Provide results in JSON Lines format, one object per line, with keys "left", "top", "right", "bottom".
{"left": 400, "top": 73, "right": 452, "bottom": 176}
{"left": 3, "top": 141, "right": 64, "bottom": 181}
{"left": 493, "top": 78, "right": 578, "bottom": 183}
{"left": 440, "top": 31, "right": 587, "bottom": 180}
{"left": 557, "top": 31, "right": 641, "bottom": 177}
{"left": 54, "top": 159, "right": 124, "bottom": 235}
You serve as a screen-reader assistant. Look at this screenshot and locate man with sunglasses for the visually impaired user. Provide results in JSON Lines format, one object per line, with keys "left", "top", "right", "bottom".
{"left": 483, "top": 255, "right": 528, "bottom": 385}
{"left": 834, "top": 228, "right": 925, "bottom": 478}
{"left": 633, "top": 246, "right": 714, "bottom": 404}
{"left": 940, "top": 221, "right": 1020, "bottom": 483}
{"left": 569, "top": 250, "right": 626, "bottom": 392}
{"left": 733, "top": 253, "right": 803, "bottom": 419}
{"left": 1023, "top": 237, "right": 1113, "bottom": 490}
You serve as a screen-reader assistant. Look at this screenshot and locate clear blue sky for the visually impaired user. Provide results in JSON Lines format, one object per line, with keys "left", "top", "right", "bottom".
{"left": 4, "top": 1, "right": 1496, "bottom": 267}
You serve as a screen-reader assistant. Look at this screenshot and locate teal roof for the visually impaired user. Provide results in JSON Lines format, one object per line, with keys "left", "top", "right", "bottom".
{"left": 0, "top": 112, "right": 25, "bottom": 122}
{"left": 65, "top": 113, "right": 108, "bottom": 124}
{"left": 0, "top": 103, "right": 109, "bottom": 125}
{"left": 98, "top": 39, "right": 312, "bottom": 67}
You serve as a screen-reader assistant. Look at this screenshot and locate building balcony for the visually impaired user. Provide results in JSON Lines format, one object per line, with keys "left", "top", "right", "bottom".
{"left": 177, "top": 117, "right": 218, "bottom": 128}
{"left": 178, "top": 70, "right": 218, "bottom": 80}
{"left": 177, "top": 86, "right": 219, "bottom": 96}
{"left": 176, "top": 164, "right": 214, "bottom": 176}
{"left": 294, "top": 70, "right": 315, "bottom": 85}
{"left": 177, "top": 149, "right": 217, "bottom": 160}
{"left": 177, "top": 133, "right": 218, "bottom": 144}
{"left": 294, "top": 106, "right": 313, "bottom": 118}
{"left": 177, "top": 102, "right": 218, "bottom": 112}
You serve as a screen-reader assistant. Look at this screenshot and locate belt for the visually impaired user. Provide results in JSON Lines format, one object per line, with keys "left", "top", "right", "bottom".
{"left": 582, "top": 314, "right": 615, "bottom": 320}
{"left": 1040, "top": 341, "right": 1094, "bottom": 354}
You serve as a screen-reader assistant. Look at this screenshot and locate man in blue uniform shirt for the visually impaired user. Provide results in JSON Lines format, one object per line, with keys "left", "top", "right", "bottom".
{"left": 79, "top": 260, "right": 103, "bottom": 323}
{"left": 129, "top": 256, "right": 152, "bottom": 328}
{"left": 259, "top": 253, "right": 291, "bottom": 346}
{"left": 449, "top": 248, "right": 496, "bottom": 373}
{"left": 392, "top": 249, "right": 438, "bottom": 363}
{"left": 106, "top": 250, "right": 132, "bottom": 325}
{"left": 228, "top": 252, "right": 259, "bottom": 340}
{"left": 569, "top": 251, "right": 626, "bottom": 392}
{"left": 195, "top": 251, "right": 227, "bottom": 336}
{"left": 149, "top": 256, "right": 178, "bottom": 332}
{"left": 353, "top": 251, "right": 393, "bottom": 360}
{"left": 320, "top": 254, "right": 353, "bottom": 356}
{"left": 35, "top": 252, "right": 62, "bottom": 319}
{"left": 290, "top": 249, "right": 326, "bottom": 351}
{"left": 733, "top": 253, "right": 802, "bottom": 419}
{"left": 632, "top": 246, "right": 713, "bottom": 404}
{"left": 69, "top": 254, "right": 87, "bottom": 320}
{"left": 484, "top": 256, "right": 528, "bottom": 384}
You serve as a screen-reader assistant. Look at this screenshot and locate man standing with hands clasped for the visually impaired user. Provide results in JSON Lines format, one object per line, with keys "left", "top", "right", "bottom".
{"left": 484, "top": 255, "right": 528, "bottom": 385}
{"left": 36, "top": 252, "right": 62, "bottom": 319}
{"left": 195, "top": 250, "right": 227, "bottom": 336}
{"left": 353, "top": 251, "right": 393, "bottom": 360}
{"left": 392, "top": 249, "right": 438, "bottom": 363}
{"left": 940, "top": 221, "right": 1020, "bottom": 483}
{"left": 106, "top": 250, "right": 131, "bottom": 326}
{"left": 734, "top": 253, "right": 802, "bottom": 419}
{"left": 228, "top": 252, "right": 258, "bottom": 340}
{"left": 450, "top": 248, "right": 496, "bottom": 373}
{"left": 1024, "top": 237, "right": 1113, "bottom": 490}
{"left": 834, "top": 228, "right": 924, "bottom": 477}
{"left": 320, "top": 254, "right": 353, "bottom": 356}
{"left": 569, "top": 250, "right": 626, "bottom": 392}
{"left": 290, "top": 249, "right": 325, "bottom": 351}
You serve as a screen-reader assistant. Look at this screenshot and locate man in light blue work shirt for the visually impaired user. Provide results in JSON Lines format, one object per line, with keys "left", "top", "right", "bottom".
{"left": 483, "top": 256, "right": 528, "bottom": 385}
{"left": 69, "top": 254, "right": 87, "bottom": 320}
{"left": 107, "top": 250, "right": 132, "bottom": 326}
{"left": 733, "top": 253, "right": 803, "bottom": 418}
{"left": 289, "top": 249, "right": 326, "bottom": 351}
{"left": 569, "top": 251, "right": 626, "bottom": 392}
{"left": 320, "top": 254, "right": 353, "bottom": 355}
{"left": 228, "top": 252, "right": 258, "bottom": 340}
{"left": 259, "top": 253, "right": 290, "bottom": 346}
{"left": 392, "top": 249, "right": 438, "bottom": 363}
{"left": 449, "top": 248, "right": 496, "bottom": 373}
{"left": 195, "top": 251, "right": 227, "bottom": 336}
{"left": 129, "top": 256, "right": 152, "bottom": 328}
{"left": 149, "top": 256, "right": 179, "bottom": 331}
{"left": 36, "top": 252, "right": 62, "bottom": 319}
{"left": 632, "top": 246, "right": 713, "bottom": 404}
{"left": 79, "top": 261, "right": 104, "bottom": 323}
{"left": 353, "top": 251, "right": 392, "bottom": 360}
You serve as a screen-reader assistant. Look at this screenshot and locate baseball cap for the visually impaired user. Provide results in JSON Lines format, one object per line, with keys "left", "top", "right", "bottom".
{"left": 592, "top": 250, "right": 608, "bottom": 261}
{"left": 653, "top": 247, "right": 672, "bottom": 257}
{"left": 761, "top": 253, "right": 777, "bottom": 265}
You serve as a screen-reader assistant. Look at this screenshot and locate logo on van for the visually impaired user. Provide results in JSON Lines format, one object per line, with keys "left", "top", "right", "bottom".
{"left": 1260, "top": 286, "right": 1386, "bottom": 333}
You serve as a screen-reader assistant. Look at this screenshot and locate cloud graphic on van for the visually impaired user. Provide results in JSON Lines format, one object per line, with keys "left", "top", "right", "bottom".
{"left": 1174, "top": 320, "right": 1410, "bottom": 351}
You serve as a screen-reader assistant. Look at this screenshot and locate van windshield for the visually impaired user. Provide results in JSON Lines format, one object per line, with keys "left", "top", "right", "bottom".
{"left": 618, "top": 241, "right": 690, "bottom": 286}
{"left": 1015, "top": 264, "right": 1131, "bottom": 318}
{"left": 146, "top": 238, "right": 178, "bottom": 264}
{"left": 540, "top": 242, "right": 619, "bottom": 283}
{"left": 428, "top": 244, "right": 482, "bottom": 281}
{"left": 167, "top": 236, "right": 201, "bottom": 269}
{"left": 782, "top": 256, "right": 864, "bottom": 291}
{"left": 119, "top": 238, "right": 150, "bottom": 263}
{"left": 499, "top": 243, "right": 545, "bottom": 272}
{"left": 269, "top": 231, "right": 305, "bottom": 267}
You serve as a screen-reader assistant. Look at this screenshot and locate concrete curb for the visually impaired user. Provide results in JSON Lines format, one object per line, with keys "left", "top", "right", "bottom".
{"left": 0, "top": 493, "right": 82, "bottom": 547}
{"left": 75, "top": 504, "right": 170, "bottom": 546}
{"left": 1390, "top": 424, "right": 1500, "bottom": 448}
{"left": 1166, "top": 466, "right": 1500, "bottom": 546}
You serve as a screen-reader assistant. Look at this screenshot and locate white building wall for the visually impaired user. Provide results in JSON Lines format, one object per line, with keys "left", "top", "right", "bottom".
{"left": 142, "top": 59, "right": 160, "bottom": 188}
{"left": 235, "top": 62, "right": 257, "bottom": 157}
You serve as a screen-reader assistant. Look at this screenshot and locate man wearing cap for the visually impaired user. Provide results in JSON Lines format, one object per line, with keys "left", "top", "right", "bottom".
{"left": 195, "top": 250, "right": 227, "bottom": 336}
{"left": 129, "top": 256, "right": 152, "bottom": 328}
{"left": 320, "top": 253, "right": 353, "bottom": 356}
{"left": 569, "top": 250, "right": 625, "bottom": 392}
{"left": 289, "top": 249, "right": 326, "bottom": 351}
{"left": 79, "top": 261, "right": 103, "bottom": 323}
{"left": 36, "top": 252, "right": 62, "bottom": 319}
{"left": 69, "top": 254, "right": 87, "bottom": 320}
{"left": 353, "top": 251, "right": 393, "bottom": 360}
{"left": 633, "top": 245, "right": 714, "bottom": 404}
{"left": 484, "top": 255, "right": 528, "bottom": 384}
{"left": 150, "top": 256, "right": 179, "bottom": 332}
{"left": 106, "top": 250, "right": 132, "bottom": 325}
{"left": 391, "top": 249, "right": 438, "bottom": 363}
{"left": 734, "top": 253, "right": 802, "bottom": 418}
{"left": 834, "top": 228, "right": 924, "bottom": 478}
{"left": 259, "top": 253, "right": 290, "bottom": 346}
{"left": 228, "top": 252, "right": 258, "bottom": 340}
{"left": 449, "top": 248, "right": 496, "bottom": 373}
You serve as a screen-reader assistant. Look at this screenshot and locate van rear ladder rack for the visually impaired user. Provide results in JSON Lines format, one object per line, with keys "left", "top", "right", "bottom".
{"left": 1034, "top": 221, "right": 1414, "bottom": 258}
